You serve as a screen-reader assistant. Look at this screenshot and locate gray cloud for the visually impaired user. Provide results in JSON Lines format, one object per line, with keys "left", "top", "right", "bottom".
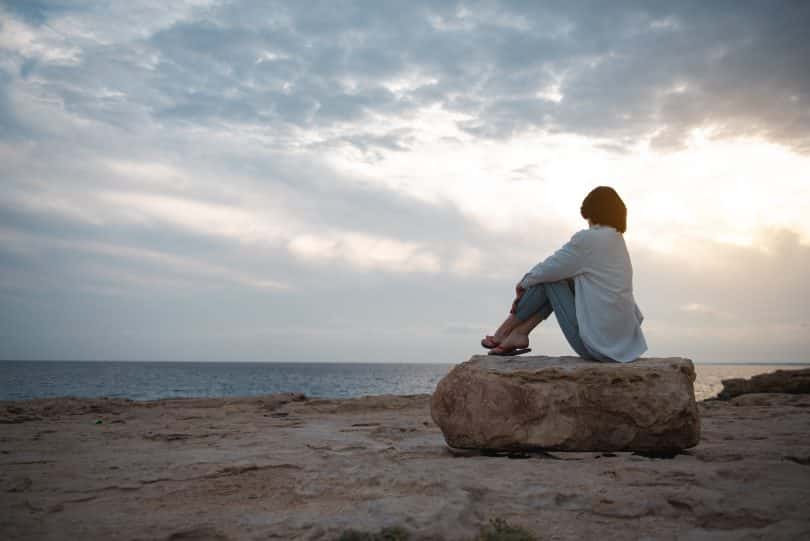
{"left": 0, "top": 69, "right": 23, "bottom": 136}
{"left": 7, "top": 1, "right": 807, "bottom": 150}
{"left": 0, "top": 0, "right": 73, "bottom": 25}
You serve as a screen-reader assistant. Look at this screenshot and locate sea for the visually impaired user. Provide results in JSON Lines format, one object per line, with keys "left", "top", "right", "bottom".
{"left": 0, "top": 361, "right": 807, "bottom": 403}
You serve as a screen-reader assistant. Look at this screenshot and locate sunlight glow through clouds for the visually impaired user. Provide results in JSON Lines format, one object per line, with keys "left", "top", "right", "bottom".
{"left": 104, "top": 160, "right": 191, "bottom": 190}
{"left": 288, "top": 232, "right": 441, "bottom": 274}
{"left": 98, "top": 191, "right": 292, "bottom": 244}
{"left": 328, "top": 111, "right": 810, "bottom": 254}
{"left": 628, "top": 133, "right": 810, "bottom": 250}
{"left": 98, "top": 190, "right": 444, "bottom": 275}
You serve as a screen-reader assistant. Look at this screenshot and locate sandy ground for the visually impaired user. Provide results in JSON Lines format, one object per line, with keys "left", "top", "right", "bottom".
{"left": 2, "top": 392, "right": 810, "bottom": 540}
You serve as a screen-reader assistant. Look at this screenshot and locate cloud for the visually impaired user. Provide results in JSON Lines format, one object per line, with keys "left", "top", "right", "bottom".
{"left": 288, "top": 232, "right": 441, "bottom": 274}
{"left": 4, "top": 1, "right": 808, "bottom": 151}
{"left": 632, "top": 228, "right": 810, "bottom": 361}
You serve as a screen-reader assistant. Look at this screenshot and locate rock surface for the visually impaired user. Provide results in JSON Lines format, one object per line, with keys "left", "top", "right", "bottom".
{"left": 717, "top": 367, "right": 810, "bottom": 400}
{"left": 2, "top": 390, "right": 810, "bottom": 540}
{"left": 431, "top": 355, "right": 700, "bottom": 452}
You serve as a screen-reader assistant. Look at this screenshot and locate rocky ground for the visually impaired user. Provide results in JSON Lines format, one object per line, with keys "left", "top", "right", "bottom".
{"left": 2, "top": 388, "right": 810, "bottom": 540}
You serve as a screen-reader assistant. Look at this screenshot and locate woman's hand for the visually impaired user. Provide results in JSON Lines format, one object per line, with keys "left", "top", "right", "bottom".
{"left": 510, "top": 280, "right": 526, "bottom": 315}
{"left": 516, "top": 272, "right": 531, "bottom": 294}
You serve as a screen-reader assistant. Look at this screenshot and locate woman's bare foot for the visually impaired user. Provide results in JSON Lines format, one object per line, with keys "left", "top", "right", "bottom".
{"left": 493, "top": 315, "right": 520, "bottom": 340}
{"left": 485, "top": 310, "right": 544, "bottom": 351}
{"left": 490, "top": 331, "right": 529, "bottom": 355}
{"left": 489, "top": 331, "right": 529, "bottom": 354}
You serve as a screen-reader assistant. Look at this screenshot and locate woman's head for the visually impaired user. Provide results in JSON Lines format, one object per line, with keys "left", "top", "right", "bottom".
{"left": 580, "top": 186, "right": 627, "bottom": 233}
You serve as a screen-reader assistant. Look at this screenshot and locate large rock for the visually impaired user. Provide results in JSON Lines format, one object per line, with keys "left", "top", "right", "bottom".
{"left": 717, "top": 367, "right": 810, "bottom": 400}
{"left": 430, "top": 355, "right": 700, "bottom": 452}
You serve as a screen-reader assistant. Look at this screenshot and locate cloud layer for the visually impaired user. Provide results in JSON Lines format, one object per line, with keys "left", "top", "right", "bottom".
{"left": 5, "top": 1, "right": 810, "bottom": 148}
{"left": 1, "top": 1, "right": 808, "bottom": 362}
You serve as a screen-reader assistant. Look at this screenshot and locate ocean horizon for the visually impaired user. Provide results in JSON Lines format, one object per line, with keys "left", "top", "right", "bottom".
{"left": 3, "top": 359, "right": 809, "bottom": 364}
{"left": 2, "top": 359, "right": 807, "bottom": 403}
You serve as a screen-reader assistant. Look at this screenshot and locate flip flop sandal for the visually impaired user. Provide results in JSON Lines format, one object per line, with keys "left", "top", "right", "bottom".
{"left": 488, "top": 347, "right": 532, "bottom": 356}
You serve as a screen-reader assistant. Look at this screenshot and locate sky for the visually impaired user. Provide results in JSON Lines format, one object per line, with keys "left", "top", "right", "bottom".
{"left": 1, "top": 0, "right": 809, "bottom": 363}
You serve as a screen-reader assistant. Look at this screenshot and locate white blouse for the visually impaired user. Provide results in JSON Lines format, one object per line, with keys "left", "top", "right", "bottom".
{"left": 519, "top": 225, "right": 647, "bottom": 362}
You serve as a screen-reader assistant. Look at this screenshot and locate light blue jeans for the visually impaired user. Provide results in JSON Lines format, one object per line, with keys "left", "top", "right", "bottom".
{"left": 513, "top": 280, "right": 615, "bottom": 362}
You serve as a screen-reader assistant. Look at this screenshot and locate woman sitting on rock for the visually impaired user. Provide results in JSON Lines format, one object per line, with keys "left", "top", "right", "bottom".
{"left": 482, "top": 186, "right": 646, "bottom": 362}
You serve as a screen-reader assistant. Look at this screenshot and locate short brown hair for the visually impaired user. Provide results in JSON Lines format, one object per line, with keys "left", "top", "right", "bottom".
{"left": 580, "top": 186, "right": 627, "bottom": 233}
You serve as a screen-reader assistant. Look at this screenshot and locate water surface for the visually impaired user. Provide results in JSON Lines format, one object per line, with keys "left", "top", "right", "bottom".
{"left": 1, "top": 360, "right": 806, "bottom": 402}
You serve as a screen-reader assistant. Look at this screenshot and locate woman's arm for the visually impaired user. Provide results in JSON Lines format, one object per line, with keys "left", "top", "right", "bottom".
{"left": 520, "top": 230, "right": 589, "bottom": 288}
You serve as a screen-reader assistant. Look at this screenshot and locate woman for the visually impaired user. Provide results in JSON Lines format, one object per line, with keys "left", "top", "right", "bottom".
{"left": 481, "top": 186, "right": 646, "bottom": 363}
